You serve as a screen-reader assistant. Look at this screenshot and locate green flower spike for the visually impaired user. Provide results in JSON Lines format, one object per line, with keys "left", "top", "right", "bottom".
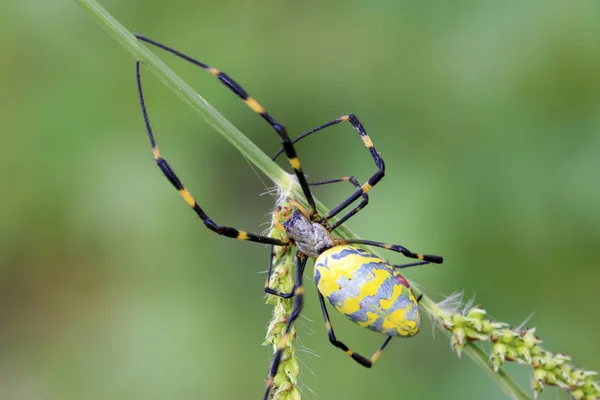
{"left": 434, "top": 294, "right": 599, "bottom": 399}
{"left": 264, "top": 199, "right": 301, "bottom": 400}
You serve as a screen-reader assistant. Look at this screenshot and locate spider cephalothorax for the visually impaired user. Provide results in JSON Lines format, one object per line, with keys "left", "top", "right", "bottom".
{"left": 283, "top": 210, "right": 334, "bottom": 258}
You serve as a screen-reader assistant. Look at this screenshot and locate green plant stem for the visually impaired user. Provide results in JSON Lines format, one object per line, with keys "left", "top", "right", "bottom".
{"left": 73, "top": 0, "right": 291, "bottom": 189}
{"left": 419, "top": 297, "right": 530, "bottom": 400}
{"left": 73, "top": 1, "right": 531, "bottom": 398}
{"left": 465, "top": 343, "right": 529, "bottom": 399}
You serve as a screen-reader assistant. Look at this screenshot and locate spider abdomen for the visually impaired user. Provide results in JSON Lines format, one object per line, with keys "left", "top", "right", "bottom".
{"left": 314, "top": 245, "right": 421, "bottom": 337}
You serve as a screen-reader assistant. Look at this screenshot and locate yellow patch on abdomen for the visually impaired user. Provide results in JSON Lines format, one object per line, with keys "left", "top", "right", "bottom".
{"left": 314, "top": 245, "right": 421, "bottom": 337}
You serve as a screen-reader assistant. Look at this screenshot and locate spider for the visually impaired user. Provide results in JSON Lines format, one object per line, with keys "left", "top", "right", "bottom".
{"left": 134, "top": 35, "right": 443, "bottom": 400}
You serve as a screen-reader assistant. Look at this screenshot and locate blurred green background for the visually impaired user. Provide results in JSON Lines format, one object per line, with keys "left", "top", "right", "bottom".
{"left": 1, "top": 1, "right": 599, "bottom": 399}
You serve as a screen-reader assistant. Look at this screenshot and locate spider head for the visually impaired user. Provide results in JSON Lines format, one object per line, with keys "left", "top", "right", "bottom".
{"left": 283, "top": 210, "right": 333, "bottom": 258}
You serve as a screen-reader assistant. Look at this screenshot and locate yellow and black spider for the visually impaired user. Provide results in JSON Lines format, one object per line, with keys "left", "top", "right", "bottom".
{"left": 134, "top": 35, "right": 443, "bottom": 400}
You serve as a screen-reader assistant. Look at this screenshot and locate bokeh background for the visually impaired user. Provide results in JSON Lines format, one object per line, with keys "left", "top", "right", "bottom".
{"left": 2, "top": 1, "right": 599, "bottom": 399}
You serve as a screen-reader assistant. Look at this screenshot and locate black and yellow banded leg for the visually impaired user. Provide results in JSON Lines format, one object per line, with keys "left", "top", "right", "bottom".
{"left": 136, "top": 62, "right": 287, "bottom": 246}
{"left": 272, "top": 114, "right": 385, "bottom": 225}
{"left": 271, "top": 115, "right": 349, "bottom": 160}
{"left": 263, "top": 253, "right": 307, "bottom": 400}
{"left": 318, "top": 292, "right": 392, "bottom": 368}
{"left": 134, "top": 35, "right": 318, "bottom": 219}
{"left": 337, "top": 238, "right": 444, "bottom": 264}
{"left": 393, "top": 260, "right": 431, "bottom": 269}
{"left": 307, "top": 176, "right": 368, "bottom": 231}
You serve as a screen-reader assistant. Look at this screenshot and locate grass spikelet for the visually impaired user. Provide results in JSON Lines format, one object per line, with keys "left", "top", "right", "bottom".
{"left": 432, "top": 295, "right": 600, "bottom": 399}
{"left": 263, "top": 199, "right": 301, "bottom": 400}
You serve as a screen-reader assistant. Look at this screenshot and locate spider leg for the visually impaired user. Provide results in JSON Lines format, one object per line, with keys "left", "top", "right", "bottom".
{"left": 272, "top": 116, "right": 347, "bottom": 161}
{"left": 263, "top": 252, "right": 307, "bottom": 400}
{"left": 136, "top": 62, "right": 287, "bottom": 246}
{"left": 273, "top": 114, "right": 384, "bottom": 227}
{"left": 337, "top": 238, "right": 443, "bottom": 264}
{"left": 135, "top": 35, "right": 318, "bottom": 219}
{"left": 393, "top": 260, "right": 431, "bottom": 269}
{"left": 308, "top": 176, "right": 368, "bottom": 231}
{"left": 318, "top": 292, "right": 392, "bottom": 368}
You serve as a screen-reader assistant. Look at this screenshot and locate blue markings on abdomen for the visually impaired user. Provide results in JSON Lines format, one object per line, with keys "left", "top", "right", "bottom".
{"left": 315, "top": 246, "right": 419, "bottom": 336}
{"left": 330, "top": 246, "right": 371, "bottom": 260}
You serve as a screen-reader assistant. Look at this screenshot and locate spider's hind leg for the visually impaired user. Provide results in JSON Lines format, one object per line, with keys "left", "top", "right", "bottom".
{"left": 135, "top": 61, "right": 287, "bottom": 246}
{"left": 135, "top": 35, "right": 319, "bottom": 219}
